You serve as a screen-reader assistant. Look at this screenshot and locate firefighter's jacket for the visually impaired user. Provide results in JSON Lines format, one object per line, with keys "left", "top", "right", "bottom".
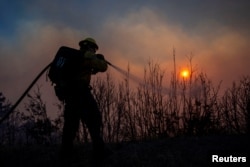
{"left": 75, "top": 51, "right": 108, "bottom": 87}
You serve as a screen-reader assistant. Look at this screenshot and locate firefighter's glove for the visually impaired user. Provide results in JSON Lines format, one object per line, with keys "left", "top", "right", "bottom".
{"left": 91, "top": 69, "right": 98, "bottom": 74}
{"left": 95, "top": 54, "right": 105, "bottom": 60}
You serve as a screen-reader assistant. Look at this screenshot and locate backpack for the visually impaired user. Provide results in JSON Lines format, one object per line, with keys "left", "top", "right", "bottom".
{"left": 48, "top": 46, "right": 83, "bottom": 85}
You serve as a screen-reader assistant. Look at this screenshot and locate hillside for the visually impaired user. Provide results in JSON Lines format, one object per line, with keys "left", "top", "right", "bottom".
{"left": 0, "top": 135, "right": 249, "bottom": 167}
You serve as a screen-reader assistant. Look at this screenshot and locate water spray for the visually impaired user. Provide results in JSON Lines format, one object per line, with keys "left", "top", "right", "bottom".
{"left": 105, "top": 60, "right": 143, "bottom": 84}
{"left": 106, "top": 60, "right": 170, "bottom": 95}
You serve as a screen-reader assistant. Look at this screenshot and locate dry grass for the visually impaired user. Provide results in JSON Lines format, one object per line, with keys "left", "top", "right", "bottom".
{"left": 0, "top": 135, "right": 248, "bottom": 167}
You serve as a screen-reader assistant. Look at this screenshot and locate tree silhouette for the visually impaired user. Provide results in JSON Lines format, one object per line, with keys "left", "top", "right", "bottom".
{"left": 1, "top": 57, "right": 249, "bottom": 146}
{"left": 0, "top": 92, "right": 21, "bottom": 145}
{"left": 21, "top": 86, "right": 54, "bottom": 144}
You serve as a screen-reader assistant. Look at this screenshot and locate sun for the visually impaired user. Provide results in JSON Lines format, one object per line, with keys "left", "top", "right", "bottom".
{"left": 181, "top": 70, "right": 190, "bottom": 78}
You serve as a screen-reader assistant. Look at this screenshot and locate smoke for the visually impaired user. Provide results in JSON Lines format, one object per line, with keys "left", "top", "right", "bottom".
{"left": 100, "top": 8, "right": 250, "bottom": 90}
{"left": 0, "top": 4, "right": 249, "bottom": 119}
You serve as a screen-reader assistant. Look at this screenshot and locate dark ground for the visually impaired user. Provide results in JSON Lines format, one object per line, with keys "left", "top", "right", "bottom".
{"left": 0, "top": 135, "right": 249, "bottom": 167}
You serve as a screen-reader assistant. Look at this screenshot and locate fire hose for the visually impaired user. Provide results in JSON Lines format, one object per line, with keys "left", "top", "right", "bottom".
{"left": 0, "top": 63, "right": 52, "bottom": 125}
{"left": 0, "top": 60, "right": 124, "bottom": 124}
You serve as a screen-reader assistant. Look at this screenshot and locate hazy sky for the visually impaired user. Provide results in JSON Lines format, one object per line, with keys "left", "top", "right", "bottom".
{"left": 1, "top": 0, "right": 250, "bottom": 112}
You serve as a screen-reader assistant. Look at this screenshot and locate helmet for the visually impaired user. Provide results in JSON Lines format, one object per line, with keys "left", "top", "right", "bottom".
{"left": 79, "top": 37, "right": 99, "bottom": 50}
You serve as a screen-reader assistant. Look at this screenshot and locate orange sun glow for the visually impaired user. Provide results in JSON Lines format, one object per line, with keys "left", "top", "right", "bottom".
{"left": 181, "top": 70, "right": 190, "bottom": 78}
